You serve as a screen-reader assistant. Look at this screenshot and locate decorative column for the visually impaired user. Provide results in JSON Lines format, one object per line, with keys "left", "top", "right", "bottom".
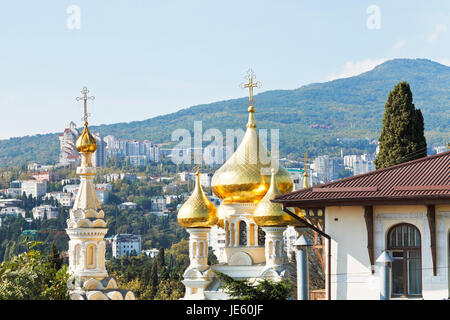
{"left": 187, "top": 228, "right": 210, "bottom": 268}
{"left": 262, "top": 226, "right": 286, "bottom": 269}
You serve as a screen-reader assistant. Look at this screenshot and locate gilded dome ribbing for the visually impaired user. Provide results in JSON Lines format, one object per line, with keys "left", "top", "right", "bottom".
{"left": 211, "top": 107, "right": 293, "bottom": 204}
{"left": 253, "top": 168, "right": 301, "bottom": 227}
{"left": 76, "top": 123, "right": 97, "bottom": 153}
{"left": 177, "top": 171, "right": 218, "bottom": 228}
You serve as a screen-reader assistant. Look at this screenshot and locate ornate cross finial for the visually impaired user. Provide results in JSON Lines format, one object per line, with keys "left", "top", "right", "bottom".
{"left": 76, "top": 87, "right": 95, "bottom": 125}
{"left": 303, "top": 152, "right": 310, "bottom": 171}
{"left": 240, "top": 69, "right": 261, "bottom": 107}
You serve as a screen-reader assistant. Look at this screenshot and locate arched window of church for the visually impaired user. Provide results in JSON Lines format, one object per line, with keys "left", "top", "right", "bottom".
{"left": 387, "top": 223, "right": 421, "bottom": 297}
{"left": 199, "top": 241, "right": 204, "bottom": 258}
{"left": 258, "top": 227, "right": 265, "bottom": 246}
{"left": 239, "top": 221, "right": 247, "bottom": 246}
{"left": 86, "top": 244, "right": 96, "bottom": 269}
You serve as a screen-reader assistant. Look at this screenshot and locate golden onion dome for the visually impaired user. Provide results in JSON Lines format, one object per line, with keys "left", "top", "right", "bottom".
{"left": 211, "top": 106, "right": 293, "bottom": 203}
{"left": 303, "top": 170, "right": 309, "bottom": 189}
{"left": 177, "top": 171, "right": 218, "bottom": 228}
{"left": 254, "top": 168, "right": 301, "bottom": 227}
{"left": 76, "top": 123, "right": 97, "bottom": 153}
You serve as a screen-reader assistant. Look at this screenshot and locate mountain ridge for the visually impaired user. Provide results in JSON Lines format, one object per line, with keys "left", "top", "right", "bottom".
{"left": 1, "top": 58, "right": 449, "bottom": 167}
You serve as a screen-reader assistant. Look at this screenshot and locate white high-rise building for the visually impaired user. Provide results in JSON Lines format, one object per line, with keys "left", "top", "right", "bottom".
{"left": 58, "top": 121, "right": 80, "bottom": 166}
{"left": 91, "top": 132, "right": 106, "bottom": 167}
{"left": 111, "top": 234, "right": 142, "bottom": 258}
{"left": 21, "top": 180, "right": 47, "bottom": 198}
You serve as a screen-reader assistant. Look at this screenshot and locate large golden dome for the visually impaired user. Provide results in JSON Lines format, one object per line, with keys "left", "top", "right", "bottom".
{"left": 254, "top": 168, "right": 301, "bottom": 227}
{"left": 76, "top": 123, "right": 97, "bottom": 153}
{"left": 177, "top": 171, "right": 218, "bottom": 228}
{"left": 211, "top": 106, "right": 293, "bottom": 203}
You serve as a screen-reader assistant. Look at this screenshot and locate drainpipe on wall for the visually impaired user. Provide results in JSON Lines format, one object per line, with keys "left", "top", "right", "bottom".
{"left": 282, "top": 206, "right": 332, "bottom": 300}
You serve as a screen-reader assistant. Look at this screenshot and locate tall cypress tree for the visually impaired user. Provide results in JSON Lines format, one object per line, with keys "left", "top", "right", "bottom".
{"left": 375, "top": 81, "right": 427, "bottom": 169}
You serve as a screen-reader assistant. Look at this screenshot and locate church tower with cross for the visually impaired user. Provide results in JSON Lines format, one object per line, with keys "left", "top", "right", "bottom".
{"left": 66, "top": 87, "right": 135, "bottom": 300}
{"left": 178, "top": 71, "right": 300, "bottom": 299}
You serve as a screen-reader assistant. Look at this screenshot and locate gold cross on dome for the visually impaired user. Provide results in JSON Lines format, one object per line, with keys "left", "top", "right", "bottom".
{"left": 76, "top": 86, "right": 95, "bottom": 124}
{"left": 303, "top": 152, "right": 310, "bottom": 170}
{"left": 241, "top": 69, "right": 261, "bottom": 106}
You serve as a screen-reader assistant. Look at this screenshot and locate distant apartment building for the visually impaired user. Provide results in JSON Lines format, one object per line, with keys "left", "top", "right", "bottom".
{"left": 62, "top": 184, "right": 110, "bottom": 205}
{"left": 27, "top": 162, "right": 55, "bottom": 172}
{"left": 208, "top": 226, "right": 227, "bottom": 262}
{"left": 104, "top": 135, "right": 160, "bottom": 164}
{"left": 58, "top": 121, "right": 80, "bottom": 166}
{"left": 199, "top": 173, "right": 213, "bottom": 188}
{"left": 44, "top": 192, "right": 74, "bottom": 207}
{"left": 104, "top": 172, "right": 137, "bottom": 183}
{"left": 118, "top": 202, "right": 137, "bottom": 210}
{"left": 127, "top": 155, "right": 149, "bottom": 167}
{"left": 311, "top": 155, "right": 341, "bottom": 183}
{"left": 344, "top": 154, "right": 375, "bottom": 176}
{"left": 29, "top": 171, "right": 58, "bottom": 182}
{"left": 112, "top": 234, "right": 142, "bottom": 258}
{"left": 21, "top": 180, "right": 47, "bottom": 198}
{"left": 150, "top": 196, "right": 166, "bottom": 212}
{"left": 6, "top": 188, "right": 22, "bottom": 197}
{"left": 0, "top": 199, "right": 23, "bottom": 208}
{"left": 143, "top": 248, "right": 159, "bottom": 258}
{"left": 32, "top": 205, "right": 58, "bottom": 220}
{"left": 0, "top": 206, "right": 26, "bottom": 218}
{"left": 91, "top": 132, "right": 107, "bottom": 167}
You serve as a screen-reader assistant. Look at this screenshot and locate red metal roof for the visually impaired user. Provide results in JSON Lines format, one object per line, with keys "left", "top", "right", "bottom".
{"left": 273, "top": 151, "right": 450, "bottom": 206}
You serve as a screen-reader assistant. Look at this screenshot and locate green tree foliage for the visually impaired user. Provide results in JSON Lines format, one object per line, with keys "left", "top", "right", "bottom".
{"left": 0, "top": 241, "right": 70, "bottom": 300}
{"left": 213, "top": 271, "right": 294, "bottom": 300}
{"left": 375, "top": 81, "right": 427, "bottom": 169}
{"left": 106, "top": 239, "right": 189, "bottom": 300}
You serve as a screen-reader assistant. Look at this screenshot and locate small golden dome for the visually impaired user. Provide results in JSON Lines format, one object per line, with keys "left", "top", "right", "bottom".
{"left": 303, "top": 170, "right": 309, "bottom": 189}
{"left": 177, "top": 171, "right": 218, "bottom": 228}
{"left": 76, "top": 123, "right": 97, "bottom": 153}
{"left": 253, "top": 169, "right": 301, "bottom": 227}
{"left": 211, "top": 107, "right": 293, "bottom": 203}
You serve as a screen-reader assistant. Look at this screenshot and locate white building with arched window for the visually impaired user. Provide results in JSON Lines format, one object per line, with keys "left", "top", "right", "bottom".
{"left": 274, "top": 150, "right": 450, "bottom": 300}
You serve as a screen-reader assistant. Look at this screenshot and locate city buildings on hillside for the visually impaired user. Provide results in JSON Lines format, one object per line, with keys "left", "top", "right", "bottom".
{"left": 103, "top": 135, "right": 160, "bottom": 166}
{"left": 118, "top": 202, "right": 137, "bottom": 210}
{"left": 343, "top": 154, "right": 376, "bottom": 176}
{"left": 0, "top": 206, "right": 26, "bottom": 218}
{"left": 0, "top": 199, "right": 23, "bottom": 208}
{"left": 62, "top": 183, "right": 111, "bottom": 205}
{"left": 32, "top": 205, "right": 58, "bottom": 220}
{"left": 44, "top": 192, "right": 74, "bottom": 207}
{"left": 112, "top": 234, "right": 142, "bottom": 258}
{"left": 29, "top": 171, "right": 58, "bottom": 182}
{"left": 143, "top": 248, "right": 159, "bottom": 258}
{"left": 104, "top": 172, "right": 137, "bottom": 183}
{"left": 21, "top": 180, "right": 47, "bottom": 198}
{"left": 311, "top": 155, "right": 341, "bottom": 183}
{"left": 58, "top": 122, "right": 107, "bottom": 167}
{"left": 150, "top": 196, "right": 166, "bottom": 212}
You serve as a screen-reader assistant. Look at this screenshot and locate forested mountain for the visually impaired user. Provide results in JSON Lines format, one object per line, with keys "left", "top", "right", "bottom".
{"left": 1, "top": 58, "right": 449, "bottom": 167}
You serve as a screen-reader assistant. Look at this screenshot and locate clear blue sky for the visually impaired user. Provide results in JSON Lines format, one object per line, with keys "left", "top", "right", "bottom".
{"left": 0, "top": 0, "right": 449, "bottom": 139}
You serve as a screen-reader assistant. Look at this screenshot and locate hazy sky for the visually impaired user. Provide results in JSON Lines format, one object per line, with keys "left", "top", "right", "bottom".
{"left": 0, "top": 0, "right": 449, "bottom": 139}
